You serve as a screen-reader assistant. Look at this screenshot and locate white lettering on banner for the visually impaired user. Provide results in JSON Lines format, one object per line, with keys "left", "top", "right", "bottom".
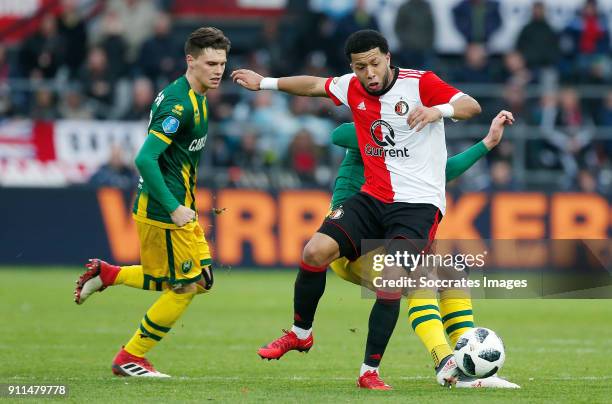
{"left": 361, "top": 0, "right": 612, "bottom": 53}
{"left": 54, "top": 120, "right": 147, "bottom": 167}
{"left": 0, "top": 0, "right": 39, "bottom": 17}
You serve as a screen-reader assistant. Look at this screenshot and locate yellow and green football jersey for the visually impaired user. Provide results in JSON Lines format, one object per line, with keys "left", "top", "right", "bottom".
{"left": 133, "top": 76, "right": 209, "bottom": 228}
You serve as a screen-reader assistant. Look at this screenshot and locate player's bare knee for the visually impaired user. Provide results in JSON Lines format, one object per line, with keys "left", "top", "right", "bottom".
{"left": 173, "top": 283, "right": 197, "bottom": 295}
{"left": 303, "top": 233, "right": 339, "bottom": 267}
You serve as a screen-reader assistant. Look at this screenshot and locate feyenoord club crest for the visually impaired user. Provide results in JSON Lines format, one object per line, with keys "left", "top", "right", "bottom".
{"left": 395, "top": 100, "right": 409, "bottom": 116}
{"left": 329, "top": 208, "right": 344, "bottom": 220}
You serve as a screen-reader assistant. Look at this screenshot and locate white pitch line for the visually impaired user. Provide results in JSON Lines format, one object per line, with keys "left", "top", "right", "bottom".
{"left": 6, "top": 375, "right": 612, "bottom": 382}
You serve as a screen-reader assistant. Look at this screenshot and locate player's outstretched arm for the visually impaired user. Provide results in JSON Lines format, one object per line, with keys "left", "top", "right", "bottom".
{"left": 231, "top": 69, "right": 328, "bottom": 97}
{"left": 482, "top": 110, "right": 514, "bottom": 150}
{"left": 134, "top": 135, "right": 195, "bottom": 227}
{"left": 445, "top": 110, "right": 514, "bottom": 182}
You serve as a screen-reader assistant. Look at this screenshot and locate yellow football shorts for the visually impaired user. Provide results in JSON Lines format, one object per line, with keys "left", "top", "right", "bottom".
{"left": 136, "top": 220, "right": 212, "bottom": 290}
{"left": 329, "top": 248, "right": 383, "bottom": 291}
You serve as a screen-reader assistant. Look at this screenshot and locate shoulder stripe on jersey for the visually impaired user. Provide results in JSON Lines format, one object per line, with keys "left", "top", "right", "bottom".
{"left": 150, "top": 130, "right": 172, "bottom": 144}
{"left": 325, "top": 77, "right": 343, "bottom": 106}
{"left": 188, "top": 89, "right": 200, "bottom": 126}
{"left": 400, "top": 69, "right": 425, "bottom": 74}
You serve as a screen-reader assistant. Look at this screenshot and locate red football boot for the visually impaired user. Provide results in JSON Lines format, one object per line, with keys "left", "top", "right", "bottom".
{"left": 257, "top": 329, "right": 313, "bottom": 360}
{"left": 112, "top": 347, "right": 170, "bottom": 378}
{"left": 74, "top": 259, "right": 120, "bottom": 305}
{"left": 357, "top": 370, "right": 393, "bottom": 390}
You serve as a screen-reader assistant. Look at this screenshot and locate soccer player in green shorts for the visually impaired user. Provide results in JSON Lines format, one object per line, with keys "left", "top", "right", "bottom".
{"left": 74, "top": 27, "right": 230, "bottom": 377}
{"left": 329, "top": 111, "right": 519, "bottom": 388}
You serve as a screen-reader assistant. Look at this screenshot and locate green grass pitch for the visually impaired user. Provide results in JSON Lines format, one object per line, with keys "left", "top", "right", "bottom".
{"left": 1, "top": 268, "right": 611, "bottom": 403}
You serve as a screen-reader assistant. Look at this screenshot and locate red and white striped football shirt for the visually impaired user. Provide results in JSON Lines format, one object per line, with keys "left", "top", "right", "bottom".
{"left": 325, "top": 68, "right": 465, "bottom": 214}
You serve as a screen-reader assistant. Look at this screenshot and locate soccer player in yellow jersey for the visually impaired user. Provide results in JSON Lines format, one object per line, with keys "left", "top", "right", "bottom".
{"left": 74, "top": 27, "right": 230, "bottom": 377}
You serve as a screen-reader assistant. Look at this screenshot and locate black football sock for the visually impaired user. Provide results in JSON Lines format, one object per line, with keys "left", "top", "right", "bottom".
{"left": 364, "top": 297, "right": 401, "bottom": 367}
{"left": 293, "top": 261, "right": 327, "bottom": 330}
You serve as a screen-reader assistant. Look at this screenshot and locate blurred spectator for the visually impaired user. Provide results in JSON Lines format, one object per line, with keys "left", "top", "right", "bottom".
{"left": 486, "top": 160, "right": 517, "bottom": 191}
{"left": 210, "top": 135, "right": 235, "bottom": 168}
{"left": 452, "top": 0, "right": 501, "bottom": 46}
{"left": 453, "top": 43, "right": 493, "bottom": 83}
{"left": 480, "top": 82, "right": 531, "bottom": 125}
{"left": 575, "top": 168, "right": 599, "bottom": 192}
{"left": 58, "top": 87, "right": 94, "bottom": 120}
{"left": 106, "top": 0, "right": 160, "bottom": 64}
{"left": 394, "top": 0, "right": 434, "bottom": 69}
{"left": 0, "top": 44, "right": 10, "bottom": 85}
{"left": 88, "top": 145, "right": 138, "bottom": 190}
{"left": 30, "top": 88, "right": 58, "bottom": 120}
{"left": 501, "top": 51, "right": 533, "bottom": 87}
{"left": 138, "top": 13, "right": 182, "bottom": 85}
{"left": 288, "top": 97, "right": 335, "bottom": 147}
{"left": 79, "top": 47, "right": 116, "bottom": 118}
{"left": 123, "top": 77, "right": 154, "bottom": 120}
{"left": 234, "top": 131, "right": 267, "bottom": 169}
{"left": 560, "top": 0, "right": 611, "bottom": 83}
{"left": 248, "top": 91, "right": 297, "bottom": 152}
{"left": 98, "top": 11, "right": 128, "bottom": 80}
{"left": 287, "top": 129, "right": 318, "bottom": 186}
{"left": 539, "top": 88, "right": 595, "bottom": 182}
{"left": 335, "top": 0, "right": 379, "bottom": 44}
{"left": 19, "top": 14, "right": 66, "bottom": 79}
{"left": 598, "top": 90, "right": 612, "bottom": 125}
{"left": 57, "top": 0, "right": 88, "bottom": 78}
{"left": 258, "top": 19, "right": 294, "bottom": 77}
{"left": 515, "top": 1, "right": 560, "bottom": 70}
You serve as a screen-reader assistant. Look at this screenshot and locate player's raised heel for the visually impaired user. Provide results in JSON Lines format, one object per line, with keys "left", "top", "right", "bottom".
{"left": 257, "top": 329, "right": 314, "bottom": 360}
{"left": 74, "top": 259, "right": 120, "bottom": 305}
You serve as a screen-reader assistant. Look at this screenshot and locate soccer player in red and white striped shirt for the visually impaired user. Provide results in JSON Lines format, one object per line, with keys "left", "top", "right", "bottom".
{"left": 232, "top": 29, "right": 481, "bottom": 389}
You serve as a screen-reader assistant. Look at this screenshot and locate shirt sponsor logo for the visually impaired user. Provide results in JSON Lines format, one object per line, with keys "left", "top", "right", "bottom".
{"left": 366, "top": 120, "right": 409, "bottom": 158}
{"left": 162, "top": 116, "right": 180, "bottom": 134}
{"left": 370, "top": 120, "right": 395, "bottom": 147}
{"left": 364, "top": 143, "right": 410, "bottom": 158}
{"left": 189, "top": 136, "right": 207, "bottom": 152}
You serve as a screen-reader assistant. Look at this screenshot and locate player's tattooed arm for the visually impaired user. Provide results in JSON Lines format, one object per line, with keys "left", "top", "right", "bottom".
{"left": 231, "top": 69, "right": 328, "bottom": 97}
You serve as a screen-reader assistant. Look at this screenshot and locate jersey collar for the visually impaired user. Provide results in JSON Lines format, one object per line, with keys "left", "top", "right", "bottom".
{"left": 364, "top": 66, "right": 399, "bottom": 97}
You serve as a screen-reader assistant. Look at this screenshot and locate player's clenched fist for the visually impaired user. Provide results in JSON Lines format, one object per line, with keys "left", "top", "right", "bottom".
{"left": 170, "top": 205, "right": 196, "bottom": 227}
{"left": 483, "top": 110, "right": 515, "bottom": 150}
{"left": 407, "top": 106, "right": 443, "bottom": 132}
{"left": 231, "top": 69, "right": 264, "bottom": 91}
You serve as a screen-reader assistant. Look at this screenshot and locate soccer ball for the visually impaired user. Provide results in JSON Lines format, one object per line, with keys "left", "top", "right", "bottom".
{"left": 454, "top": 327, "right": 505, "bottom": 378}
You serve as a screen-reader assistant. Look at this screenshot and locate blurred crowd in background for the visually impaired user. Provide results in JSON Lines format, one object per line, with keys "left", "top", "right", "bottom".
{"left": 0, "top": 0, "right": 611, "bottom": 195}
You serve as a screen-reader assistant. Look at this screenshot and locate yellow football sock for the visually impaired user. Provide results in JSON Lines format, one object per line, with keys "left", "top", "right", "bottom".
{"left": 439, "top": 289, "right": 474, "bottom": 347}
{"left": 124, "top": 288, "right": 195, "bottom": 357}
{"left": 113, "top": 265, "right": 145, "bottom": 289}
{"left": 407, "top": 290, "right": 453, "bottom": 367}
